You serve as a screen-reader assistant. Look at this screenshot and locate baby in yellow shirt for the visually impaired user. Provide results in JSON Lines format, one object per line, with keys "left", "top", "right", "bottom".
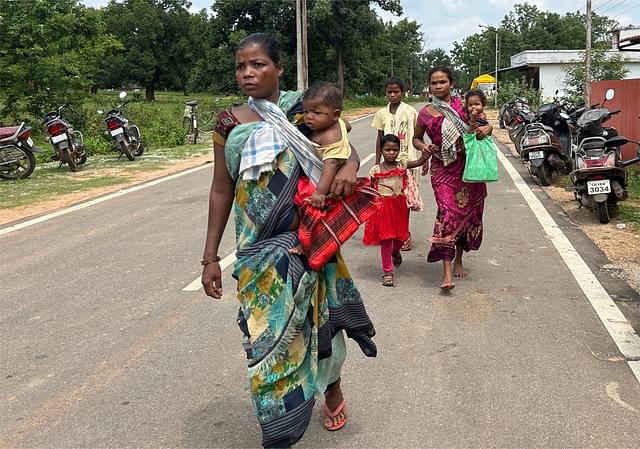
{"left": 302, "top": 81, "right": 352, "bottom": 209}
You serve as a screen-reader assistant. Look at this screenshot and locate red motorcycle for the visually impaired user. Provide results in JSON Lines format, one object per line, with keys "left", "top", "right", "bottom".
{"left": 0, "top": 123, "right": 42, "bottom": 180}
{"left": 43, "top": 105, "right": 87, "bottom": 172}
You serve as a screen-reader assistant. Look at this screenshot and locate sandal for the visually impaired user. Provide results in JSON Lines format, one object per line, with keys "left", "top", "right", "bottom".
{"left": 382, "top": 273, "right": 394, "bottom": 287}
{"left": 401, "top": 236, "right": 413, "bottom": 251}
{"left": 323, "top": 399, "right": 347, "bottom": 431}
{"left": 392, "top": 252, "right": 402, "bottom": 267}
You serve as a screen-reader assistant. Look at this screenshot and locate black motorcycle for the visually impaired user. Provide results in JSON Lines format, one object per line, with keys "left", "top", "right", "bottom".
{"left": 0, "top": 123, "right": 42, "bottom": 180}
{"left": 43, "top": 106, "right": 87, "bottom": 172}
{"left": 98, "top": 91, "right": 144, "bottom": 161}
{"left": 499, "top": 97, "right": 534, "bottom": 156}
{"left": 519, "top": 102, "right": 574, "bottom": 185}
{"left": 570, "top": 88, "right": 640, "bottom": 223}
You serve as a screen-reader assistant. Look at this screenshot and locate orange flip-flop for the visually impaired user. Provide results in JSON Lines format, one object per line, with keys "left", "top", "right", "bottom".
{"left": 323, "top": 399, "right": 347, "bottom": 431}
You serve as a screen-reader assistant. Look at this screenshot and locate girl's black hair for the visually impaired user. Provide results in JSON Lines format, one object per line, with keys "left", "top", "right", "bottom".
{"left": 428, "top": 66, "right": 455, "bottom": 84}
{"left": 236, "top": 33, "right": 281, "bottom": 65}
{"left": 384, "top": 76, "right": 405, "bottom": 92}
{"left": 465, "top": 89, "right": 486, "bottom": 106}
{"left": 380, "top": 133, "right": 401, "bottom": 148}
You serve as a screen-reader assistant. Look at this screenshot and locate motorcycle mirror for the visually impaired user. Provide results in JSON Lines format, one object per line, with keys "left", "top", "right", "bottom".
{"left": 119, "top": 91, "right": 127, "bottom": 100}
{"left": 605, "top": 136, "right": 628, "bottom": 147}
{"left": 559, "top": 112, "right": 570, "bottom": 120}
{"left": 97, "top": 110, "right": 104, "bottom": 115}
{"left": 605, "top": 88, "right": 615, "bottom": 101}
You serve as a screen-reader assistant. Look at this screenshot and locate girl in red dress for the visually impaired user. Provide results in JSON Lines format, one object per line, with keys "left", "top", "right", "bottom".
{"left": 364, "top": 134, "right": 428, "bottom": 286}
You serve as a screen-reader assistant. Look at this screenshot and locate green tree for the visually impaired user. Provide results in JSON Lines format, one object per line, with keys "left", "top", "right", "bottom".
{"left": 0, "top": 0, "right": 118, "bottom": 120}
{"left": 562, "top": 47, "right": 630, "bottom": 106}
{"left": 309, "top": 0, "right": 402, "bottom": 94}
{"left": 101, "top": 0, "right": 195, "bottom": 100}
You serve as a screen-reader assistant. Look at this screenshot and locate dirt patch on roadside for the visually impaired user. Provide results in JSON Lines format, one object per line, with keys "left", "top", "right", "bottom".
{"left": 0, "top": 153, "right": 213, "bottom": 226}
{"left": 344, "top": 107, "right": 379, "bottom": 121}
{"left": 488, "top": 111, "right": 640, "bottom": 294}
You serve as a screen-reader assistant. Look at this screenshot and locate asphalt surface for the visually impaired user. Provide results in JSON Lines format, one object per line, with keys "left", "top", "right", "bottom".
{"left": 1, "top": 113, "right": 640, "bottom": 449}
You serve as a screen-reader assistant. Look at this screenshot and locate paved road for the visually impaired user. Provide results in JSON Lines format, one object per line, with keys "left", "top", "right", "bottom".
{"left": 1, "top": 114, "right": 640, "bottom": 449}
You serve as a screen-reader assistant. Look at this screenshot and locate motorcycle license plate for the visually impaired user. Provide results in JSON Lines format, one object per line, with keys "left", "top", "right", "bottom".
{"left": 26, "top": 137, "right": 33, "bottom": 147}
{"left": 51, "top": 134, "right": 67, "bottom": 144}
{"left": 587, "top": 179, "right": 611, "bottom": 195}
{"left": 110, "top": 127, "right": 124, "bottom": 136}
{"left": 529, "top": 150, "right": 544, "bottom": 160}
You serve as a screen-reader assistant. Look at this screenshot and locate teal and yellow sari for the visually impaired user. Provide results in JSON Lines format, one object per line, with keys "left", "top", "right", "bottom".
{"left": 215, "top": 91, "right": 376, "bottom": 448}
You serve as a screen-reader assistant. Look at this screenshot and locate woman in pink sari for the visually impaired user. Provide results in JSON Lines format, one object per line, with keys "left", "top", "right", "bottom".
{"left": 413, "top": 67, "right": 492, "bottom": 290}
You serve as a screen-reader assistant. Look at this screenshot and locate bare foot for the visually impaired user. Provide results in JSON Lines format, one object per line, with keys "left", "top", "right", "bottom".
{"left": 289, "top": 244, "right": 304, "bottom": 255}
{"left": 454, "top": 261, "right": 468, "bottom": 278}
{"left": 440, "top": 261, "right": 455, "bottom": 290}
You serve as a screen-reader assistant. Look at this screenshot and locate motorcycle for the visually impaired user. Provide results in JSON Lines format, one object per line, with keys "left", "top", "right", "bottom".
{"left": 499, "top": 97, "right": 534, "bottom": 156}
{"left": 570, "top": 88, "right": 640, "bottom": 224}
{"left": 98, "top": 91, "right": 144, "bottom": 161}
{"left": 0, "top": 122, "right": 42, "bottom": 180}
{"left": 43, "top": 106, "right": 87, "bottom": 172}
{"left": 519, "top": 101, "right": 574, "bottom": 186}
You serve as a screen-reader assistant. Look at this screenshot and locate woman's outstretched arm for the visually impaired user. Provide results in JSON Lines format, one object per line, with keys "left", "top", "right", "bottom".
{"left": 202, "top": 141, "right": 235, "bottom": 299}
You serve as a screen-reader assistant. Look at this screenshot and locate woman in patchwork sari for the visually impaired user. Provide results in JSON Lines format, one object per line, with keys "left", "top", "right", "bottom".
{"left": 201, "top": 33, "right": 376, "bottom": 449}
{"left": 412, "top": 67, "right": 492, "bottom": 290}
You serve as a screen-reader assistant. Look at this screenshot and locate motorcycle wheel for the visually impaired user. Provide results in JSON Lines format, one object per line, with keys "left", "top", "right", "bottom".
{"left": 596, "top": 201, "right": 610, "bottom": 224}
{"left": 61, "top": 147, "right": 77, "bottom": 172}
{"left": 0, "top": 147, "right": 36, "bottom": 180}
{"left": 78, "top": 148, "right": 87, "bottom": 165}
{"left": 536, "top": 163, "right": 552, "bottom": 186}
{"left": 119, "top": 141, "right": 135, "bottom": 161}
{"left": 134, "top": 141, "right": 145, "bottom": 157}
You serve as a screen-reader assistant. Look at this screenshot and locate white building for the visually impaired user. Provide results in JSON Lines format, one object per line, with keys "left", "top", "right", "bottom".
{"left": 501, "top": 49, "right": 640, "bottom": 99}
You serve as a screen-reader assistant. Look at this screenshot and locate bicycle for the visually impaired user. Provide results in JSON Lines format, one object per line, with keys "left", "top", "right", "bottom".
{"left": 183, "top": 100, "right": 216, "bottom": 144}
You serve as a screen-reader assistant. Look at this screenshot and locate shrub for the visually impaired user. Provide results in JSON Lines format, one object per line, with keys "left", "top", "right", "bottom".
{"left": 497, "top": 78, "right": 542, "bottom": 110}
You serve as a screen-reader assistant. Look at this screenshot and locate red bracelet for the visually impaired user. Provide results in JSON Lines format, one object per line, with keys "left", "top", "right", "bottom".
{"left": 200, "top": 256, "right": 221, "bottom": 266}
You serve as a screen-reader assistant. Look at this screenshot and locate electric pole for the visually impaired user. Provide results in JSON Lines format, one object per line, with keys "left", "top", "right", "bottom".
{"left": 585, "top": 0, "right": 592, "bottom": 109}
{"left": 295, "top": 0, "right": 308, "bottom": 90}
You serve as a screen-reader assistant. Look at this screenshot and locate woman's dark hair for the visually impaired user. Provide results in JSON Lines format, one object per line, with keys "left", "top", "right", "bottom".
{"left": 236, "top": 33, "right": 281, "bottom": 65}
{"left": 304, "top": 81, "right": 343, "bottom": 109}
{"left": 380, "top": 133, "right": 401, "bottom": 148}
{"left": 384, "top": 76, "right": 405, "bottom": 92}
{"left": 465, "top": 89, "right": 486, "bottom": 106}
{"left": 428, "top": 66, "right": 455, "bottom": 84}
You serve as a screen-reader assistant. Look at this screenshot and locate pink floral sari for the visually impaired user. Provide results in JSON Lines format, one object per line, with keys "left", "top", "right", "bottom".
{"left": 417, "top": 96, "right": 487, "bottom": 262}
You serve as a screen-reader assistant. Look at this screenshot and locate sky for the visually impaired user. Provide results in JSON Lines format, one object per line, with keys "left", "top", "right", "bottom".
{"left": 81, "top": 0, "right": 640, "bottom": 52}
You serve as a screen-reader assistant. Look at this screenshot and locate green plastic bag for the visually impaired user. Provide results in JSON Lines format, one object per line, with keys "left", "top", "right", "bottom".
{"left": 462, "top": 133, "right": 498, "bottom": 183}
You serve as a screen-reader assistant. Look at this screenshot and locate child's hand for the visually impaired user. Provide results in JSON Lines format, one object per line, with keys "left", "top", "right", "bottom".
{"left": 310, "top": 190, "right": 326, "bottom": 209}
{"left": 421, "top": 161, "right": 430, "bottom": 176}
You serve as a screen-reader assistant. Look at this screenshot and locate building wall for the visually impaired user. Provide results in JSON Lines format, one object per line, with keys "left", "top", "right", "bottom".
{"left": 537, "top": 63, "right": 640, "bottom": 100}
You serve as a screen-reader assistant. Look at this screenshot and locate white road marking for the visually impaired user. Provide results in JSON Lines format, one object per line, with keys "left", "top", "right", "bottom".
{"left": 497, "top": 148, "right": 640, "bottom": 384}
{"left": 183, "top": 251, "right": 237, "bottom": 292}
{"left": 0, "top": 163, "right": 212, "bottom": 237}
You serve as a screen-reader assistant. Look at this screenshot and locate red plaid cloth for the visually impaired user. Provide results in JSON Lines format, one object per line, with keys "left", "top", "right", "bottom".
{"left": 294, "top": 177, "right": 381, "bottom": 271}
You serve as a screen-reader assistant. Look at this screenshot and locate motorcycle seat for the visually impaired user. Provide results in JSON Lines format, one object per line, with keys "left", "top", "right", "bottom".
{"left": 582, "top": 140, "right": 605, "bottom": 150}
{"left": 0, "top": 126, "right": 19, "bottom": 139}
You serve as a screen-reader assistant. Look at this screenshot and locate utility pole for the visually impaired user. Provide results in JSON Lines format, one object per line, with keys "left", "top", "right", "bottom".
{"left": 295, "top": 0, "right": 308, "bottom": 90}
{"left": 494, "top": 29, "right": 499, "bottom": 108}
{"left": 585, "top": 0, "right": 592, "bottom": 109}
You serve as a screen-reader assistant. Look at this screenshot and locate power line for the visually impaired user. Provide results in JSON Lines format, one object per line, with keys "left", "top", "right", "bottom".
{"left": 598, "top": 0, "right": 627, "bottom": 15}
{"left": 608, "top": 3, "right": 640, "bottom": 20}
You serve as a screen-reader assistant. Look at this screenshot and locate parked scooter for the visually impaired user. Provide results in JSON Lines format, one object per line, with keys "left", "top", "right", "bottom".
{"left": 98, "top": 91, "right": 144, "bottom": 161}
{"left": 0, "top": 122, "right": 42, "bottom": 180}
{"left": 43, "top": 106, "right": 87, "bottom": 172}
{"left": 570, "top": 88, "right": 640, "bottom": 224}
{"left": 519, "top": 101, "right": 574, "bottom": 185}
